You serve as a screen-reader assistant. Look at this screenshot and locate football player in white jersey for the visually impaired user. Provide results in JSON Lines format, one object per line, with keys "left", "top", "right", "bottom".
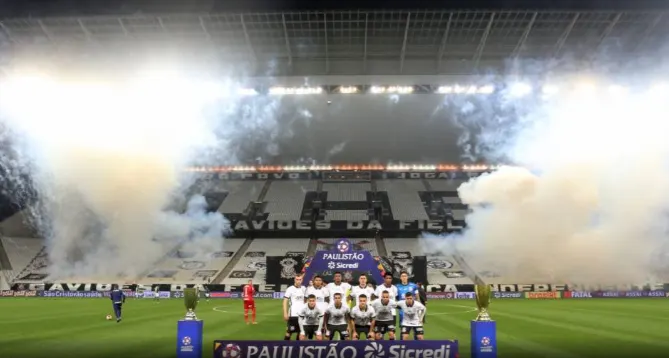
{"left": 349, "top": 294, "right": 376, "bottom": 340}
{"left": 298, "top": 295, "right": 325, "bottom": 340}
{"left": 396, "top": 292, "right": 427, "bottom": 340}
{"left": 305, "top": 275, "right": 330, "bottom": 311}
{"left": 324, "top": 292, "right": 350, "bottom": 340}
{"left": 326, "top": 272, "right": 352, "bottom": 305}
{"left": 349, "top": 274, "right": 375, "bottom": 307}
{"left": 282, "top": 275, "right": 306, "bottom": 340}
{"left": 374, "top": 273, "right": 398, "bottom": 301}
{"left": 371, "top": 290, "right": 397, "bottom": 340}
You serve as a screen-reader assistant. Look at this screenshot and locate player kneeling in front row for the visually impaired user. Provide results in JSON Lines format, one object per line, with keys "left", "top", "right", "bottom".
{"left": 350, "top": 294, "right": 376, "bottom": 340}
{"left": 397, "top": 292, "right": 426, "bottom": 340}
{"left": 298, "top": 294, "right": 325, "bottom": 340}
{"left": 371, "top": 290, "right": 397, "bottom": 340}
{"left": 324, "top": 292, "right": 350, "bottom": 340}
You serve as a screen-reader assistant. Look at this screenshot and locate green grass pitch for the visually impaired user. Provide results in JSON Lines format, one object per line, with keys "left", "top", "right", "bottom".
{"left": 1, "top": 298, "right": 667, "bottom": 358}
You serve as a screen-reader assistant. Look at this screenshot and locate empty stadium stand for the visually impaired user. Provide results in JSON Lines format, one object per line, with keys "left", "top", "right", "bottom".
{"left": 265, "top": 181, "right": 317, "bottom": 221}
{"left": 1, "top": 237, "right": 44, "bottom": 281}
{"left": 322, "top": 183, "right": 370, "bottom": 201}
{"left": 143, "top": 239, "right": 246, "bottom": 283}
{"left": 225, "top": 238, "right": 309, "bottom": 285}
{"left": 376, "top": 180, "right": 429, "bottom": 221}
{"left": 218, "top": 181, "right": 265, "bottom": 214}
{"left": 384, "top": 238, "right": 472, "bottom": 284}
{"left": 325, "top": 210, "right": 369, "bottom": 221}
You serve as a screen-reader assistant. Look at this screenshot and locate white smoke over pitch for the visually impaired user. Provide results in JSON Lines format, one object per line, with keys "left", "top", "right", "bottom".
{"left": 424, "top": 82, "right": 669, "bottom": 284}
{"left": 0, "top": 69, "right": 264, "bottom": 279}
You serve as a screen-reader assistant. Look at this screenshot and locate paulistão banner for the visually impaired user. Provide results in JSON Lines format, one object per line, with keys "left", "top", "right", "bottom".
{"left": 213, "top": 340, "right": 459, "bottom": 358}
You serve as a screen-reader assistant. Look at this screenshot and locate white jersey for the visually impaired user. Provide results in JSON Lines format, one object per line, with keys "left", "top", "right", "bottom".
{"left": 306, "top": 286, "right": 330, "bottom": 311}
{"left": 298, "top": 305, "right": 324, "bottom": 326}
{"left": 370, "top": 299, "right": 397, "bottom": 322}
{"left": 396, "top": 300, "right": 426, "bottom": 327}
{"left": 326, "top": 282, "right": 351, "bottom": 302}
{"left": 350, "top": 285, "right": 375, "bottom": 306}
{"left": 284, "top": 285, "right": 307, "bottom": 317}
{"left": 325, "top": 303, "right": 350, "bottom": 326}
{"left": 350, "top": 305, "right": 376, "bottom": 326}
{"left": 374, "top": 284, "right": 398, "bottom": 301}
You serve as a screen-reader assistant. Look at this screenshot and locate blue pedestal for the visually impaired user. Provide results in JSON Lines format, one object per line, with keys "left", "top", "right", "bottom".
{"left": 177, "top": 320, "right": 203, "bottom": 358}
{"left": 471, "top": 320, "right": 497, "bottom": 358}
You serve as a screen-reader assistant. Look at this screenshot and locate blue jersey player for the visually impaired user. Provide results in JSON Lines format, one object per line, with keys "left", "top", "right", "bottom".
{"left": 110, "top": 285, "right": 126, "bottom": 323}
{"left": 395, "top": 271, "right": 418, "bottom": 335}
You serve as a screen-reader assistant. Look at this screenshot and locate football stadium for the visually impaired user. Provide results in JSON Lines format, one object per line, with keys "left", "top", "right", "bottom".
{"left": 1, "top": 1, "right": 669, "bottom": 357}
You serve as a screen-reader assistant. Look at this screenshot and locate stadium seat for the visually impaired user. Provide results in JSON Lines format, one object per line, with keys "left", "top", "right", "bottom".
{"left": 265, "top": 181, "right": 316, "bottom": 221}
{"left": 376, "top": 180, "right": 429, "bottom": 221}
{"left": 322, "top": 183, "right": 370, "bottom": 201}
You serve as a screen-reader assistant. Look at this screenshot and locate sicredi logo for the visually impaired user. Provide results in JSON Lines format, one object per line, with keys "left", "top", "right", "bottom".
{"left": 365, "top": 342, "right": 385, "bottom": 358}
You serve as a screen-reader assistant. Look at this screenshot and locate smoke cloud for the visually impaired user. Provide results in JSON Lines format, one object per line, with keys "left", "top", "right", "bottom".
{"left": 0, "top": 67, "right": 279, "bottom": 280}
{"left": 423, "top": 81, "right": 669, "bottom": 285}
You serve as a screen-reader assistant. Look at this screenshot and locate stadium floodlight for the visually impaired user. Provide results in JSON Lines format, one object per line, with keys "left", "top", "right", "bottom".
{"left": 508, "top": 82, "right": 532, "bottom": 97}
{"left": 477, "top": 85, "right": 495, "bottom": 94}
{"left": 269, "top": 86, "right": 323, "bottom": 95}
{"left": 370, "top": 86, "right": 413, "bottom": 94}
{"left": 339, "top": 86, "right": 358, "bottom": 94}
{"left": 437, "top": 86, "right": 454, "bottom": 94}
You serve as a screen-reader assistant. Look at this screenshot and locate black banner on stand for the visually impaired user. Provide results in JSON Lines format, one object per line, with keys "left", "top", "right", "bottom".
{"left": 266, "top": 255, "right": 304, "bottom": 286}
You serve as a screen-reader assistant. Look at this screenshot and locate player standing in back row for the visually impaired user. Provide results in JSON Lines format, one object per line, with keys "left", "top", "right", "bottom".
{"left": 326, "top": 272, "right": 352, "bottom": 307}
{"left": 243, "top": 280, "right": 257, "bottom": 325}
{"left": 395, "top": 271, "right": 418, "bottom": 336}
{"left": 349, "top": 274, "right": 375, "bottom": 307}
{"left": 283, "top": 275, "right": 306, "bottom": 340}
{"left": 306, "top": 275, "right": 330, "bottom": 312}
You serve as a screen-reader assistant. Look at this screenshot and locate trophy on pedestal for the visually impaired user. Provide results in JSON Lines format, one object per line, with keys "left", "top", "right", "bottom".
{"left": 177, "top": 287, "right": 204, "bottom": 358}
{"left": 184, "top": 287, "right": 199, "bottom": 321}
{"left": 474, "top": 284, "right": 492, "bottom": 321}
{"left": 471, "top": 284, "right": 497, "bottom": 358}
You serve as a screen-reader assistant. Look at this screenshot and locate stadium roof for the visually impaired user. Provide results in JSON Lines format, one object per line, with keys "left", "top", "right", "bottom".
{"left": 0, "top": 9, "right": 667, "bottom": 75}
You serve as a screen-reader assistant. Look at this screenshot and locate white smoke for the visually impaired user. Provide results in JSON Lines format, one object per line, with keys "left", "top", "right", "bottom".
{"left": 0, "top": 67, "right": 276, "bottom": 279}
{"left": 423, "top": 81, "right": 669, "bottom": 285}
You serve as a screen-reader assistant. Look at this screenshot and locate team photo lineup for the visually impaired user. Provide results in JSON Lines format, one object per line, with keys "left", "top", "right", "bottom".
{"left": 280, "top": 271, "right": 426, "bottom": 341}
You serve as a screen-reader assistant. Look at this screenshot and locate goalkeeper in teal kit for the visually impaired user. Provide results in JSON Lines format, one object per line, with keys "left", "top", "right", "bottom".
{"left": 395, "top": 271, "right": 419, "bottom": 339}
